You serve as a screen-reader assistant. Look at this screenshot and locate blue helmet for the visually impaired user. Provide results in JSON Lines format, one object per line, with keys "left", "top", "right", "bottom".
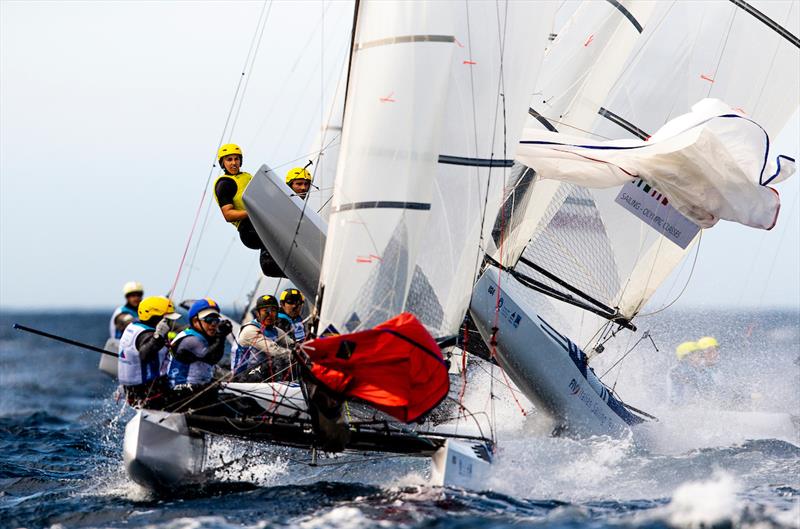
{"left": 188, "top": 297, "right": 221, "bottom": 320}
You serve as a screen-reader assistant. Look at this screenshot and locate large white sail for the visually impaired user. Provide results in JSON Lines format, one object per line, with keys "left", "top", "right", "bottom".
{"left": 318, "top": 0, "right": 556, "bottom": 337}
{"left": 493, "top": 0, "right": 799, "bottom": 344}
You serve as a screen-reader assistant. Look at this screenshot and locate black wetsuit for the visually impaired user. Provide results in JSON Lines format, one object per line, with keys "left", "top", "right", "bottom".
{"left": 215, "top": 177, "right": 285, "bottom": 277}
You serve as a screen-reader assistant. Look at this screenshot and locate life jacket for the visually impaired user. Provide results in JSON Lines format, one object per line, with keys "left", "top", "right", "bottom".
{"left": 278, "top": 312, "right": 306, "bottom": 342}
{"left": 213, "top": 171, "right": 253, "bottom": 229}
{"left": 109, "top": 304, "right": 138, "bottom": 339}
{"left": 232, "top": 319, "right": 279, "bottom": 375}
{"left": 167, "top": 328, "right": 215, "bottom": 387}
{"left": 117, "top": 322, "right": 167, "bottom": 386}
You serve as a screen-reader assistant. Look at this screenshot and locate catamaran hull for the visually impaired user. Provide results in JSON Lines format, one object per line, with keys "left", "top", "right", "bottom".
{"left": 124, "top": 410, "right": 205, "bottom": 491}
{"left": 98, "top": 338, "right": 119, "bottom": 377}
{"left": 123, "top": 382, "right": 492, "bottom": 492}
{"left": 470, "top": 266, "right": 643, "bottom": 437}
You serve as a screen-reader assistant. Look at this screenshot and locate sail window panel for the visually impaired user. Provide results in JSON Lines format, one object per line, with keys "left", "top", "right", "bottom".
{"left": 519, "top": 184, "right": 622, "bottom": 309}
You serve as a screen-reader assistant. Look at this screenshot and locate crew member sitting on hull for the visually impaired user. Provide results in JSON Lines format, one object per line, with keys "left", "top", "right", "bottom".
{"left": 213, "top": 143, "right": 285, "bottom": 278}
{"left": 109, "top": 281, "right": 144, "bottom": 339}
{"left": 276, "top": 288, "right": 307, "bottom": 343}
{"left": 165, "top": 298, "right": 231, "bottom": 410}
{"left": 232, "top": 294, "right": 294, "bottom": 382}
{"left": 285, "top": 167, "right": 313, "bottom": 199}
{"left": 117, "top": 296, "right": 181, "bottom": 409}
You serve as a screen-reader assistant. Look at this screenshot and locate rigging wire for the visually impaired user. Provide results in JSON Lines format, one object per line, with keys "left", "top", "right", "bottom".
{"left": 168, "top": 0, "right": 272, "bottom": 298}
{"left": 637, "top": 231, "right": 703, "bottom": 318}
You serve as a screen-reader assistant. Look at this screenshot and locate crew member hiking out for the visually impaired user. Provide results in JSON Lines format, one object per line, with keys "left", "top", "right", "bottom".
{"left": 213, "top": 143, "right": 285, "bottom": 278}
{"left": 232, "top": 294, "right": 295, "bottom": 382}
{"left": 276, "top": 288, "right": 307, "bottom": 343}
{"left": 109, "top": 281, "right": 144, "bottom": 339}
{"left": 285, "top": 167, "right": 313, "bottom": 199}
{"left": 117, "top": 295, "right": 180, "bottom": 409}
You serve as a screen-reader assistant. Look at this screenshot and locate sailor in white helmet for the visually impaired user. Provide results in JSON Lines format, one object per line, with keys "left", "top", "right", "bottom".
{"left": 109, "top": 281, "right": 144, "bottom": 339}
{"left": 117, "top": 295, "right": 181, "bottom": 408}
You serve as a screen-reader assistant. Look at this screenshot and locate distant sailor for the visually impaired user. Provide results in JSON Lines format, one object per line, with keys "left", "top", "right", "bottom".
{"left": 117, "top": 295, "right": 180, "bottom": 409}
{"left": 213, "top": 143, "right": 285, "bottom": 278}
{"left": 165, "top": 298, "right": 232, "bottom": 410}
{"left": 109, "top": 281, "right": 144, "bottom": 339}
{"left": 277, "top": 288, "right": 307, "bottom": 343}
{"left": 232, "top": 294, "right": 294, "bottom": 382}
{"left": 285, "top": 167, "right": 313, "bottom": 200}
{"left": 667, "top": 339, "right": 718, "bottom": 405}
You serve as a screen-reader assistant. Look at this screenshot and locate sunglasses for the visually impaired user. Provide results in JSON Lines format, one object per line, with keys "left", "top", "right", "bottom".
{"left": 284, "top": 299, "right": 304, "bottom": 305}
{"left": 201, "top": 316, "right": 221, "bottom": 324}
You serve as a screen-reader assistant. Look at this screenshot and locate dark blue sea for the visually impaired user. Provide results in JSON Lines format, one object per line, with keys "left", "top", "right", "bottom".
{"left": 1, "top": 309, "right": 798, "bottom": 529}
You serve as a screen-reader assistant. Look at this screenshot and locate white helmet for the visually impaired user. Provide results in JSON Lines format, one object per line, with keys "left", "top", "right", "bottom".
{"left": 122, "top": 281, "right": 144, "bottom": 296}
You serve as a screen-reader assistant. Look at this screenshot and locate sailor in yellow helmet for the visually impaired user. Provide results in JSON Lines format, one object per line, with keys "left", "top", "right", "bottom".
{"left": 117, "top": 295, "right": 181, "bottom": 409}
{"left": 276, "top": 288, "right": 307, "bottom": 343}
{"left": 213, "top": 144, "right": 285, "bottom": 278}
{"left": 285, "top": 167, "right": 313, "bottom": 199}
{"left": 667, "top": 337, "right": 723, "bottom": 406}
{"left": 697, "top": 336, "right": 720, "bottom": 366}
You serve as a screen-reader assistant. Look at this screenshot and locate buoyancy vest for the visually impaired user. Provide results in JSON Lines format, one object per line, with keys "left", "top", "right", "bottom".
{"left": 109, "top": 304, "right": 138, "bottom": 339}
{"left": 232, "top": 320, "right": 279, "bottom": 375}
{"left": 213, "top": 171, "right": 253, "bottom": 229}
{"left": 167, "top": 328, "right": 215, "bottom": 387}
{"left": 118, "top": 322, "right": 167, "bottom": 386}
{"left": 278, "top": 312, "right": 306, "bottom": 342}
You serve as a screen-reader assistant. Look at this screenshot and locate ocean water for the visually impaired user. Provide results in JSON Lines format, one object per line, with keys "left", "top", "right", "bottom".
{"left": 1, "top": 309, "right": 798, "bottom": 529}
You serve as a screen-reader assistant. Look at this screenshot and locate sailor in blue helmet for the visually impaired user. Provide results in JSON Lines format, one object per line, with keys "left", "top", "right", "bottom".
{"left": 166, "top": 298, "right": 232, "bottom": 410}
{"left": 109, "top": 281, "right": 144, "bottom": 339}
{"left": 232, "top": 294, "right": 294, "bottom": 381}
{"left": 276, "top": 288, "right": 307, "bottom": 343}
{"left": 118, "top": 295, "right": 180, "bottom": 409}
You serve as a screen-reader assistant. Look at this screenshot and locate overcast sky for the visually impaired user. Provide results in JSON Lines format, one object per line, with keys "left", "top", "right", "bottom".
{"left": 1, "top": 1, "right": 798, "bottom": 312}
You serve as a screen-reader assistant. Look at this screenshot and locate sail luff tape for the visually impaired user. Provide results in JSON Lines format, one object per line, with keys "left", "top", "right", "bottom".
{"left": 356, "top": 35, "right": 455, "bottom": 52}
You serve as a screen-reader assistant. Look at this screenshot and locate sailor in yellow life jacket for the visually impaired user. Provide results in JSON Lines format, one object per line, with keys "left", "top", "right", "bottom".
{"left": 213, "top": 143, "right": 285, "bottom": 278}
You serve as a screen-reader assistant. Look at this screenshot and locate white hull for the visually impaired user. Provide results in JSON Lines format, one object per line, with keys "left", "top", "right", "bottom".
{"left": 470, "top": 266, "right": 646, "bottom": 437}
{"left": 98, "top": 338, "right": 119, "bottom": 377}
{"left": 123, "top": 382, "right": 491, "bottom": 491}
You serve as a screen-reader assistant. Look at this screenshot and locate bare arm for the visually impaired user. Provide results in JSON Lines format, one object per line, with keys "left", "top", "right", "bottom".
{"left": 221, "top": 204, "right": 249, "bottom": 223}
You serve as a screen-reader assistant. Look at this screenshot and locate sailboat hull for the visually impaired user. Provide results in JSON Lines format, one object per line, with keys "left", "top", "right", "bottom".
{"left": 470, "top": 266, "right": 645, "bottom": 437}
{"left": 124, "top": 410, "right": 205, "bottom": 491}
{"left": 122, "top": 382, "right": 493, "bottom": 492}
{"left": 98, "top": 338, "right": 118, "bottom": 377}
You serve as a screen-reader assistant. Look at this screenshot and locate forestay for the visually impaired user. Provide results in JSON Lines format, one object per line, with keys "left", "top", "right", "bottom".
{"left": 318, "top": 0, "right": 556, "bottom": 338}
{"left": 492, "top": 0, "right": 800, "bottom": 344}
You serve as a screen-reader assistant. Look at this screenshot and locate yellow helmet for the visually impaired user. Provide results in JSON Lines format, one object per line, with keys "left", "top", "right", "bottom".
{"left": 280, "top": 288, "right": 304, "bottom": 303}
{"left": 217, "top": 143, "right": 242, "bottom": 161}
{"left": 285, "top": 167, "right": 312, "bottom": 184}
{"left": 675, "top": 341, "right": 699, "bottom": 360}
{"left": 697, "top": 336, "right": 719, "bottom": 349}
{"left": 138, "top": 296, "right": 181, "bottom": 322}
{"left": 122, "top": 281, "right": 144, "bottom": 296}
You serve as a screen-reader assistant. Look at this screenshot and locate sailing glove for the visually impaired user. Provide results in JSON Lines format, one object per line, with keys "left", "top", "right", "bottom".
{"left": 154, "top": 319, "right": 171, "bottom": 340}
{"left": 217, "top": 320, "right": 233, "bottom": 337}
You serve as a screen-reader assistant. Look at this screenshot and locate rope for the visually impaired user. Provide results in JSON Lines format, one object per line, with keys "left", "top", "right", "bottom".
{"left": 168, "top": 0, "right": 273, "bottom": 298}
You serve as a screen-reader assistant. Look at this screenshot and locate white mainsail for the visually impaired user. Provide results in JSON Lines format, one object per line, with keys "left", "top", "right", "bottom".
{"left": 494, "top": 0, "right": 799, "bottom": 345}
{"left": 318, "top": 0, "right": 556, "bottom": 337}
